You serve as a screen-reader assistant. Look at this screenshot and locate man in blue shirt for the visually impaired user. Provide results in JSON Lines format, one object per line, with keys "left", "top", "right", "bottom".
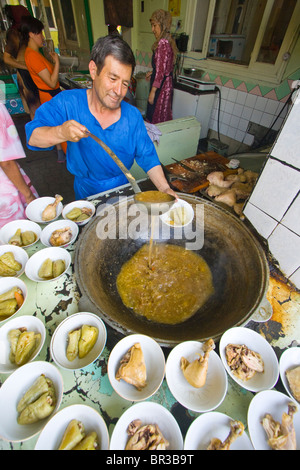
{"left": 26, "top": 35, "right": 176, "bottom": 200}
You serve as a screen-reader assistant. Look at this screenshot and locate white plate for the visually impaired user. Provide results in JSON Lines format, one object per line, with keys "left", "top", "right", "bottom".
{"left": 110, "top": 401, "right": 183, "bottom": 450}
{"left": 25, "top": 247, "right": 71, "bottom": 283}
{"left": 25, "top": 197, "right": 63, "bottom": 224}
{"left": 0, "top": 315, "right": 46, "bottom": 374}
{"left": 0, "top": 277, "right": 28, "bottom": 325}
{"left": 50, "top": 312, "right": 107, "bottom": 370}
{"left": 248, "top": 390, "right": 300, "bottom": 450}
{"left": 35, "top": 404, "right": 109, "bottom": 450}
{"left": 184, "top": 412, "right": 253, "bottom": 450}
{"left": 0, "top": 245, "right": 28, "bottom": 278}
{"left": 166, "top": 341, "right": 227, "bottom": 412}
{"left": 219, "top": 327, "right": 279, "bottom": 392}
{"left": 279, "top": 347, "right": 300, "bottom": 403}
{"left": 160, "top": 199, "right": 194, "bottom": 228}
{"left": 0, "top": 220, "right": 41, "bottom": 248}
{"left": 62, "top": 200, "right": 96, "bottom": 226}
{"left": 107, "top": 334, "right": 165, "bottom": 402}
{"left": 0, "top": 361, "right": 63, "bottom": 442}
{"left": 40, "top": 220, "right": 78, "bottom": 248}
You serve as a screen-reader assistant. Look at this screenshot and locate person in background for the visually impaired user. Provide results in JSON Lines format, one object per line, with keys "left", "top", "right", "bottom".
{"left": 21, "top": 16, "right": 66, "bottom": 162}
{"left": 0, "top": 102, "right": 38, "bottom": 229}
{"left": 25, "top": 35, "right": 176, "bottom": 200}
{"left": 145, "top": 9, "right": 177, "bottom": 124}
{"left": 3, "top": 4, "right": 31, "bottom": 31}
{"left": 3, "top": 28, "right": 40, "bottom": 119}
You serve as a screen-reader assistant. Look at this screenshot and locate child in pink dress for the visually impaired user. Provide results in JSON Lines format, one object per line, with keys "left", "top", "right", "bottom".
{"left": 0, "top": 103, "right": 38, "bottom": 229}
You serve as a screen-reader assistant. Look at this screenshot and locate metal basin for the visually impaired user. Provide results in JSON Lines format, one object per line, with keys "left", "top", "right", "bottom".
{"left": 74, "top": 195, "right": 269, "bottom": 347}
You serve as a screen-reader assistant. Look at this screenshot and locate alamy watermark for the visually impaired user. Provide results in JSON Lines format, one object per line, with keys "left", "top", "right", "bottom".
{"left": 95, "top": 196, "right": 205, "bottom": 251}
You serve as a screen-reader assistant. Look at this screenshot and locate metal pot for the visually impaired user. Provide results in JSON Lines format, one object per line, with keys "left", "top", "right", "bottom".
{"left": 75, "top": 195, "right": 269, "bottom": 347}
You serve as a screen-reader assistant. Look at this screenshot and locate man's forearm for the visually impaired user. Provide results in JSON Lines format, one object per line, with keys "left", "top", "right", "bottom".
{"left": 28, "top": 126, "right": 65, "bottom": 148}
{"left": 147, "top": 165, "right": 172, "bottom": 192}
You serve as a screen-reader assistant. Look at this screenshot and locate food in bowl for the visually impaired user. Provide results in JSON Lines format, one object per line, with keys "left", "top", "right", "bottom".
{"left": 180, "top": 338, "right": 215, "bottom": 388}
{"left": 42, "top": 194, "right": 63, "bottom": 222}
{"left": 0, "top": 286, "right": 24, "bottom": 320}
{"left": 66, "top": 207, "right": 93, "bottom": 222}
{"left": 9, "top": 229, "right": 37, "bottom": 247}
{"left": 116, "top": 342, "right": 147, "bottom": 391}
{"left": 207, "top": 420, "right": 245, "bottom": 450}
{"left": 58, "top": 419, "right": 99, "bottom": 450}
{"left": 38, "top": 258, "right": 66, "bottom": 280}
{"left": 50, "top": 227, "right": 72, "bottom": 247}
{"left": 17, "top": 374, "right": 57, "bottom": 425}
{"left": 125, "top": 419, "right": 169, "bottom": 450}
{"left": 0, "top": 252, "right": 22, "bottom": 277}
{"left": 225, "top": 343, "right": 264, "bottom": 381}
{"left": 66, "top": 325, "right": 99, "bottom": 361}
{"left": 285, "top": 366, "right": 300, "bottom": 402}
{"left": 8, "top": 328, "right": 41, "bottom": 366}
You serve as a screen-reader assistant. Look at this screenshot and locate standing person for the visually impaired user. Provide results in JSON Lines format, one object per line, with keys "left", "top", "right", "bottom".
{"left": 0, "top": 103, "right": 38, "bottom": 229}
{"left": 3, "top": 28, "right": 40, "bottom": 119}
{"left": 25, "top": 35, "right": 176, "bottom": 200}
{"left": 21, "top": 16, "right": 66, "bottom": 161}
{"left": 145, "top": 9, "right": 177, "bottom": 124}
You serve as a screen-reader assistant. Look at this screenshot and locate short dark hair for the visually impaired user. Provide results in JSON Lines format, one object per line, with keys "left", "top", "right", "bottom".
{"left": 90, "top": 34, "right": 136, "bottom": 75}
{"left": 20, "top": 16, "right": 44, "bottom": 45}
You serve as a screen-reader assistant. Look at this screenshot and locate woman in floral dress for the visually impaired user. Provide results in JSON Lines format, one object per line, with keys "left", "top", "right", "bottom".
{"left": 146, "top": 9, "right": 178, "bottom": 124}
{"left": 0, "top": 103, "right": 38, "bottom": 229}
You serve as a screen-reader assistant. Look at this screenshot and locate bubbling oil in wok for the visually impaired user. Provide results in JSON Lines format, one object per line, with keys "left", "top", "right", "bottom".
{"left": 116, "top": 242, "right": 214, "bottom": 325}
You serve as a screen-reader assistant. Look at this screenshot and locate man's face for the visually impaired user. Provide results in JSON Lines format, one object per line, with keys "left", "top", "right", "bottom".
{"left": 90, "top": 55, "right": 132, "bottom": 110}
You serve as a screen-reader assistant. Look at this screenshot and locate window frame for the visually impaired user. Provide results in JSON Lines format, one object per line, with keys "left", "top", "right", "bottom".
{"left": 184, "top": 0, "right": 300, "bottom": 86}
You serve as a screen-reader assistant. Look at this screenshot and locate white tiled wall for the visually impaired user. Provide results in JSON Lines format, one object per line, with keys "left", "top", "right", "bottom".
{"left": 209, "top": 86, "right": 289, "bottom": 146}
{"left": 244, "top": 89, "right": 300, "bottom": 289}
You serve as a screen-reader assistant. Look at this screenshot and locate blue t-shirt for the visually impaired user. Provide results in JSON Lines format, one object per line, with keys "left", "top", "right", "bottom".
{"left": 25, "top": 89, "right": 161, "bottom": 198}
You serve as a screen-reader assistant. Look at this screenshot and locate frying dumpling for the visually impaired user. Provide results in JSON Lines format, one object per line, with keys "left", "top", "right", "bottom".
{"left": 115, "top": 342, "right": 147, "bottom": 391}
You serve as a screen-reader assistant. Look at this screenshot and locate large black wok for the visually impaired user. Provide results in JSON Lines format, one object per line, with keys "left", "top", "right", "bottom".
{"left": 74, "top": 195, "right": 269, "bottom": 347}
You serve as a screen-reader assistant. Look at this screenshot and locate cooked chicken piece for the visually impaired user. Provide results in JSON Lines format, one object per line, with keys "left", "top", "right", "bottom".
{"left": 207, "top": 171, "right": 233, "bottom": 188}
{"left": 233, "top": 202, "right": 245, "bottom": 217}
{"left": 115, "top": 342, "right": 147, "bottom": 391}
{"left": 42, "top": 194, "right": 63, "bottom": 221}
{"left": 207, "top": 420, "right": 244, "bottom": 450}
{"left": 225, "top": 173, "right": 247, "bottom": 183}
{"left": 125, "top": 421, "right": 169, "bottom": 450}
{"left": 231, "top": 182, "right": 253, "bottom": 200}
{"left": 180, "top": 339, "right": 215, "bottom": 388}
{"left": 225, "top": 344, "right": 264, "bottom": 381}
{"left": 261, "top": 403, "right": 298, "bottom": 450}
{"left": 286, "top": 365, "right": 300, "bottom": 402}
{"left": 49, "top": 227, "right": 72, "bottom": 247}
{"left": 206, "top": 185, "right": 227, "bottom": 197}
{"left": 243, "top": 170, "right": 259, "bottom": 184}
{"left": 215, "top": 189, "right": 237, "bottom": 207}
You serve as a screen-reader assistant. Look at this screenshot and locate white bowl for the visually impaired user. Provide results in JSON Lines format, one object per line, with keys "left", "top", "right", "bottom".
{"left": 0, "top": 277, "right": 28, "bottom": 325}
{"left": 62, "top": 200, "right": 96, "bottom": 226}
{"left": 40, "top": 220, "right": 79, "bottom": 248}
{"left": 160, "top": 199, "right": 194, "bottom": 228}
{"left": 0, "top": 315, "right": 46, "bottom": 374}
{"left": 50, "top": 312, "right": 107, "bottom": 370}
{"left": 0, "top": 245, "right": 28, "bottom": 278}
{"left": 219, "top": 327, "right": 279, "bottom": 392}
{"left": 25, "top": 247, "right": 71, "bottom": 283}
{"left": 25, "top": 197, "right": 63, "bottom": 224}
{"left": 247, "top": 390, "right": 300, "bottom": 450}
{"left": 0, "top": 220, "right": 41, "bottom": 248}
{"left": 107, "top": 334, "right": 165, "bottom": 402}
{"left": 184, "top": 412, "right": 253, "bottom": 450}
{"left": 279, "top": 347, "right": 300, "bottom": 403}
{"left": 166, "top": 341, "right": 227, "bottom": 412}
{"left": 110, "top": 401, "right": 183, "bottom": 450}
{"left": 35, "top": 404, "right": 109, "bottom": 450}
{"left": 0, "top": 361, "right": 63, "bottom": 442}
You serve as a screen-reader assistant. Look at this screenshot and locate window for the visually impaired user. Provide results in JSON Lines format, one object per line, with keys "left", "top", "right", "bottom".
{"left": 185, "top": 0, "right": 300, "bottom": 84}
{"left": 29, "top": 0, "right": 56, "bottom": 29}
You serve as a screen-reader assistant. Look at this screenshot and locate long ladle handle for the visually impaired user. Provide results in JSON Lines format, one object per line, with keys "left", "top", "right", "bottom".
{"left": 85, "top": 131, "right": 141, "bottom": 194}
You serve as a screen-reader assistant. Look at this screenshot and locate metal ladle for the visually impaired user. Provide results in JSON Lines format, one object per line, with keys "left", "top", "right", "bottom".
{"left": 86, "top": 131, "right": 175, "bottom": 215}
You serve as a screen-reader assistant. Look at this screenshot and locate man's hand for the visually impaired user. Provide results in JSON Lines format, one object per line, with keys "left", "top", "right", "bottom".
{"left": 59, "top": 120, "right": 89, "bottom": 142}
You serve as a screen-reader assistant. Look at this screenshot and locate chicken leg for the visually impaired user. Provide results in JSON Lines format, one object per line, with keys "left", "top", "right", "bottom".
{"left": 180, "top": 338, "right": 215, "bottom": 388}
{"left": 207, "top": 420, "right": 244, "bottom": 450}
{"left": 42, "top": 194, "right": 63, "bottom": 221}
